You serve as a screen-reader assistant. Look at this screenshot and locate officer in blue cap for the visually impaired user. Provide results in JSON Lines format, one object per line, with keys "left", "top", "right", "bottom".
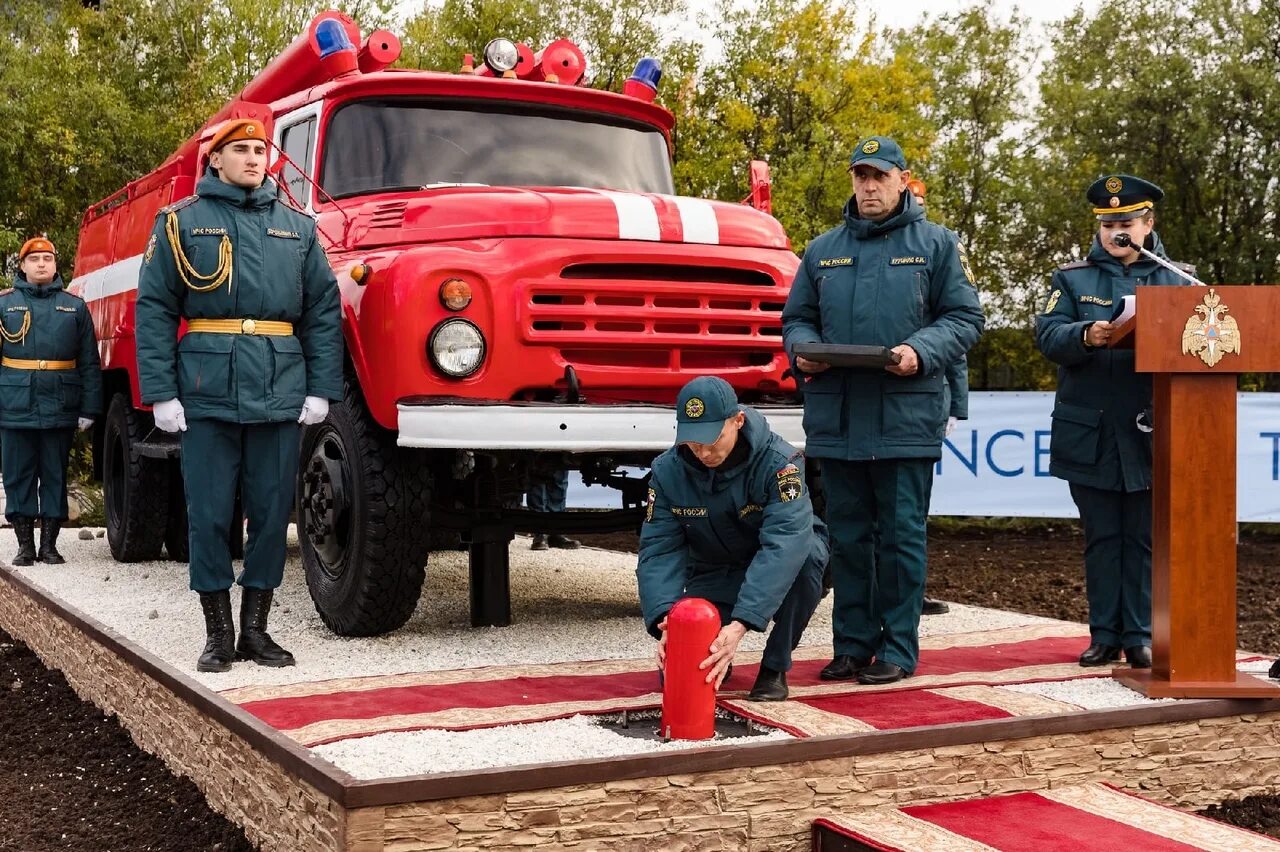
{"left": 637, "top": 376, "right": 829, "bottom": 701}
{"left": 783, "top": 136, "right": 984, "bottom": 685}
{"left": 1036, "top": 174, "right": 1195, "bottom": 670}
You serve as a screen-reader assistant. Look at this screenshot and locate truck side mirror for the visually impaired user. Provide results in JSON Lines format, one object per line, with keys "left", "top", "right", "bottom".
{"left": 744, "top": 160, "right": 772, "bottom": 215}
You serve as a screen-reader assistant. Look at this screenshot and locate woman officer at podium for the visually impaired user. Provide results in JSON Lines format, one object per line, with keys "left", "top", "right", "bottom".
{"left": 1035, "top": 175, "right": 1196, "bottom": 670}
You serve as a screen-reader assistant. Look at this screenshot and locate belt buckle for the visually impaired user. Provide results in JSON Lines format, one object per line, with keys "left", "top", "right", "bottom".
{"left": 241, "top": 319, "right": 257, "bottom": 335}
{"left": 37, "top": 359, "right": 47, "bottom": 370}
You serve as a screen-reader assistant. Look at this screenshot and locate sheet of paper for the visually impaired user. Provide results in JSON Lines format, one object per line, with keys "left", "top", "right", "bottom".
{"left": 1110, "top": 294, "right": 1136, "bottom": 325}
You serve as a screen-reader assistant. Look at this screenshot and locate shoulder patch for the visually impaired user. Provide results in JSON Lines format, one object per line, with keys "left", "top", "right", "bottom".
{"left": 1044, "top": 289, "right": 1062, "bottom": 313}
{"left": 1058, "top": 260, "right": 1093, "bottom": 271}
{"left": 776, "top": 462, "right": 800, "bottom": 478}
{"left": 645, "top": 487, "right": 655, "bottom": 523}
{"left": 158, "top": 195, "right": 199, "bottom": 217}
{"left": 777, "top": 472, "right": 803, "bottom": 502}
{"left": 957, "top": 242, "right": 976, "bottom": 286}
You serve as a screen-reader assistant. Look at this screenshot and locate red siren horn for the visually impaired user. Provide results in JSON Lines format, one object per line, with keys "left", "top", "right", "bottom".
{"left": 533, "top": 39, "right": 585, "bottom": 85}
{"left": 358, "top": 29, "right": 401, "bottom": 74}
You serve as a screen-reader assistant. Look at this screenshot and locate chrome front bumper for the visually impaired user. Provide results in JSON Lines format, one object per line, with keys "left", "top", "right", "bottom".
{"left": 396, "top": 402, "right": 806, "bottom": 452}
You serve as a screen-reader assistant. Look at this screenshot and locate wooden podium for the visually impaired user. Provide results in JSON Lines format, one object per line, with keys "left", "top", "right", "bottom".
{"left": 1110, "top": 286, "right": 1280, "bottom": 698}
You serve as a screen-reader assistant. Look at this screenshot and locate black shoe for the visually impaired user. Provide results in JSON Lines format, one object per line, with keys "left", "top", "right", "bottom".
{"left": 1124, "top": 645, "right": 1152, "bottom": 669}
{"left": 747, "top": 666, "right": 788, "bottom": 701}
{"left": 921, "top": 596, "right": 950, "bottom": 615}
{"left": 530, "top": 534, "right": 549, "bottom": 551}
{"left": 1078, "top": 643, "right": 1121, "bottom": 667}
{"left": 197, "top": 591, "right": 235, "bottom": 673}
{"left": 547, "top": 534, "right": 581, "bottom": 549}
{"left": 857, "top": 661, "right": 908, "bottom": 685}
{"left": 10, "top": 517, "right": 35, "bottom": 567}
{"left": 37, "top": 518, "right": 65, "bottom": 564}
{"left": 234, "top": 588, "right": 295, "bottom": 667}
{"left": 820, "top": 655, "right": 870, "bottom": 681}
{"left": 1270, "top": 658, "right": 1280, "bottom": 680}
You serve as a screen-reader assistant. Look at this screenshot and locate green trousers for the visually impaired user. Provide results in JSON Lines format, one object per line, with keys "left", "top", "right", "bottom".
{"left": 822, "top": 457, "right": 934, "bottom": 673}
{"left": 1, "top": 427, "right": 75, "bottom": 520}
{"left": 180, "top": 419, "right": 298, "bottom": 593}
{"left": 1069, "top": 483, "right": 1152, "bottom": 648}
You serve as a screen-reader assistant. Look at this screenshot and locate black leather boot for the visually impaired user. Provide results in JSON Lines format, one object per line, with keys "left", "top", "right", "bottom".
{"left": 197, "top": 591, "right": 236, "bottom": 673}
{"left": 747, "top": 666, "right": 788, "bottom": 701}
{"left": 37, "top": 518, "right": 65, "bottom": 564}
{"left": 235, "top": 588, "right": 295, "bottom": 667}
{"left": 10, "top": 517, "right": 36, "bottom": 567}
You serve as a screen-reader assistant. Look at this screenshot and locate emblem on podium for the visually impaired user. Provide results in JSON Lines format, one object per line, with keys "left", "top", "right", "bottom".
{"left": 1181, "top": 288, "right": 1240, "bottom": 367}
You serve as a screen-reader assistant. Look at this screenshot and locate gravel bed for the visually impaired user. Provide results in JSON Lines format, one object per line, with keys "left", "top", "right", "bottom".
{"left": 1004, "top": 677, "right": 1178, "bottom": 710}
{"left": 315, "top": 714, "right": 791, "bottom": 780}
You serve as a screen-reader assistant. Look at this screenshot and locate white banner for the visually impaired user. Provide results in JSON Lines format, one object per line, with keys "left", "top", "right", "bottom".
{"left": 932, "top": 392, "right": 1280, "bottom": 521}
{"left": 568, "top": 392, "right": 1280, "bottom": 521}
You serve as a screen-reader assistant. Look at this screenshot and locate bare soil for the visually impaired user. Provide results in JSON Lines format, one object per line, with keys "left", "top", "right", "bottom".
{"left": 2, "top": 523, "right": 1278, "bottom": 848}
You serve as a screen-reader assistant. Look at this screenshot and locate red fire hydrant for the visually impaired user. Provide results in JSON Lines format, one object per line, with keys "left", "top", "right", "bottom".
{"left": 660, "top": 597, "right": 721, "bottom": 740}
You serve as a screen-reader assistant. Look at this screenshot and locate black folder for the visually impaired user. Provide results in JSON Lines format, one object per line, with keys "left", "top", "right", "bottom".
{"left": 792, "top": 343, "right": 901, "bottom": 369}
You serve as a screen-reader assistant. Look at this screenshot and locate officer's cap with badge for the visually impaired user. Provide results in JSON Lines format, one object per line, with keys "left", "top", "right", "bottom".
{"left": 848, "top": 136, "right": 908, "bottom": 173}
{"left": 1087, "top": 174, "right": 1163, "bottom": 222}
{"left": 675, "top": 376, "right": 741, "bottom": 445}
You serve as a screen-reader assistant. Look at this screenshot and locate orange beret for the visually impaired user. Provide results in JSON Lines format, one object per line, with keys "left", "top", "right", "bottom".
{"left": 907, "top": 178, "right": 927, "bottom": 199}
{"left": 19, "top": 237, "right": 56, "bottom": 260}
{"left": 208, "top": 118, "right": 266, "bottom": 153}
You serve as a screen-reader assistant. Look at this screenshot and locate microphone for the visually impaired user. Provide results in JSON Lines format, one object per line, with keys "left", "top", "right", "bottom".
{"left": 1107, "top": 231, "right": 1207, "bottom": 286}
{"left": 1112, "top": 233, "right": 1132, "bottom": 247}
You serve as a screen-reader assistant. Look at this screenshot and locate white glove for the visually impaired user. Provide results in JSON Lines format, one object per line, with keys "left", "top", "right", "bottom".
{"left": 77, "top": 417, "right": 93, "bottom": 432}
{"left": 153, "top": 398, "right": 187, "bottom": 433}
{"left": 298, "top": 395, "right": 329, "bottom": 425}
{"left": 945, "top": 416, "right": 958, "bottom": 437}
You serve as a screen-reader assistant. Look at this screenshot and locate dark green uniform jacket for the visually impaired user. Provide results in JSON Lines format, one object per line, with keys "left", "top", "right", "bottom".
{"left": 136, "top": 170, "right": 343, "bottom": 422}
{"left": 637, "top": 406, "right": 829, "bottom": 635}
{"left": 1035, "top": 234, "right": 1191, "bottom": 492}
{"left": 944, "top": 356, "right": 968, "bottom": 420}
{"left": 0, "top": 275, "right": 102, "bottom": 429}
{"left": 781, "top": 193, "right": 985, "bottom": 461}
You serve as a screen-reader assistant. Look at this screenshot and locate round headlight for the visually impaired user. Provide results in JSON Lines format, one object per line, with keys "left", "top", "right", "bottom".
{"left": 439, "top": 278, "right": 473, "bottom": 311}
{"left": 429, "top": 319, "right": 485, "bottom": 378}
{"left": 482, "top": 38, "right": 519, "bottom": 74}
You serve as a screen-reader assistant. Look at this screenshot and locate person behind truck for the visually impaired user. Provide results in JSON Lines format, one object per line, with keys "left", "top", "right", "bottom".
{"left": 527, "top": 469, "right": 581, "bottom": 551}
{"left": 1035, "top": 174, "right": 1194, "bottom": 671}
{"left": 637, "top": 376, "right": 829, "bottom": 702}
{"left": 136, "top": 118, "right": 342, "bottom": 673}
{"left": 782, "top": 137, "right": 985, "bottom": 686}
{"left": 0, "top": 237, "right": 101, "bottom": 566}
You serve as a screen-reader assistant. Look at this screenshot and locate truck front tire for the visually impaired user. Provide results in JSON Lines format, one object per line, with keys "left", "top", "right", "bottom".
{"left": 297, "top": 382, "right": 431, "bottom": 636}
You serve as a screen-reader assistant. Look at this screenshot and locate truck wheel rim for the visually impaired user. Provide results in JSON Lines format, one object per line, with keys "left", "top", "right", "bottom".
{"left": 302, "top": 429, "right": 351, "bottom": 577}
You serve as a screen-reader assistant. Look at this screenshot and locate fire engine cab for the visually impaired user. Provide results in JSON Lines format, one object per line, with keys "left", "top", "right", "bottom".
{"left": 71, "top": 11, "right": 804, "bottom": 636}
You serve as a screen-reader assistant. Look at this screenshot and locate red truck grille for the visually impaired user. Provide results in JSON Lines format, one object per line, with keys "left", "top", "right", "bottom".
{"left": 524, "top": 265, "right": 787, "bottom": 371}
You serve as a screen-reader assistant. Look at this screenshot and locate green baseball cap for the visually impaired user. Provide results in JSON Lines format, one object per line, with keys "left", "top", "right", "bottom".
{"left": 675, "top": 376, "right": 740, "bottom": 445}
{"left": 849, "top": 136, "right": 907, "bottom": 173}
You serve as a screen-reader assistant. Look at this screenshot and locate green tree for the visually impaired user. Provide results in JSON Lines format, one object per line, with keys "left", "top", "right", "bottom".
{"left": 675, "top": 0, "right": 932, "bottom": 249}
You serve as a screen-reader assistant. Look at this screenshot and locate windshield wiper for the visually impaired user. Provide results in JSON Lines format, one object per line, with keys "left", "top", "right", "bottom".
{"left": 331, "top": 185, "right": 425, "bottom": 200}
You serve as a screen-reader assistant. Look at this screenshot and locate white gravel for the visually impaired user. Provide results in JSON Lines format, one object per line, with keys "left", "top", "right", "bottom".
{"left": 0, "top": 525, "right": 1093, "bottom": 778}
{"left": 315, "top": 713, "right": 791, "bottom": 779}
{"left": 1004, "top": 677, "right": 1177, "bottom": 710}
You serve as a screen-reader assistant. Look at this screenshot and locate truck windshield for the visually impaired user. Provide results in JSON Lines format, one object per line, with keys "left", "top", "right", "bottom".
{"left": 322, "top": 99, "right": 674, "bottom": 198}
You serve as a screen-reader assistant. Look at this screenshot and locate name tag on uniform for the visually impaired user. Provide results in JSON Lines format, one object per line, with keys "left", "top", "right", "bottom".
{"left": 267, "top": 228, "right": 300, "bottom": 239}
{"left": 818, "top": 257, "right": 853, "bottom": 268}
{"left": 671, "top": 506, "right": 708, "bottom": 517}
{"left": 5, "top": 306, "right": 28, "bottom": 313}
{"left": 890, "top": 256, "right": 927, "bottom": 265}
{"left": 738, "top": 504, "right": 762, "bottom": 518}
{"left": 56, "top": 306, "right": 76, "bottom": 313}
{"left": 190, "top": 227, "right": 227, "bottom": 236}
{"left": 1079, "top": 295, "right": 1113, "bottom": 306}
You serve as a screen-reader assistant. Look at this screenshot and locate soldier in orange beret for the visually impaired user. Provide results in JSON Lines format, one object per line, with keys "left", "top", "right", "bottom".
{"left": 0, "top": 237, "right": 102, "bottom": 564}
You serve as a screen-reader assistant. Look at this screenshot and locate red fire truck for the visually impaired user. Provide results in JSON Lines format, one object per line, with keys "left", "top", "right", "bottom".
{"left": 71, "top": 11, "right": 803, "bottom": 636}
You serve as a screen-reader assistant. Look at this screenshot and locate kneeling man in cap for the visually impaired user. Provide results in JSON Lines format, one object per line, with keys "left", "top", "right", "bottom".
{"left": 637, "top": 376, "right": 828, "bottom": 701}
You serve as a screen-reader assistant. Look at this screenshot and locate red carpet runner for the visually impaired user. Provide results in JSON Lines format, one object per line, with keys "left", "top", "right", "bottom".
{"left": 218, "top": 623, "right": 1260, "bottom": 747}
{"left": 813, "top": 783, "right": 1280, "bottom": 850}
